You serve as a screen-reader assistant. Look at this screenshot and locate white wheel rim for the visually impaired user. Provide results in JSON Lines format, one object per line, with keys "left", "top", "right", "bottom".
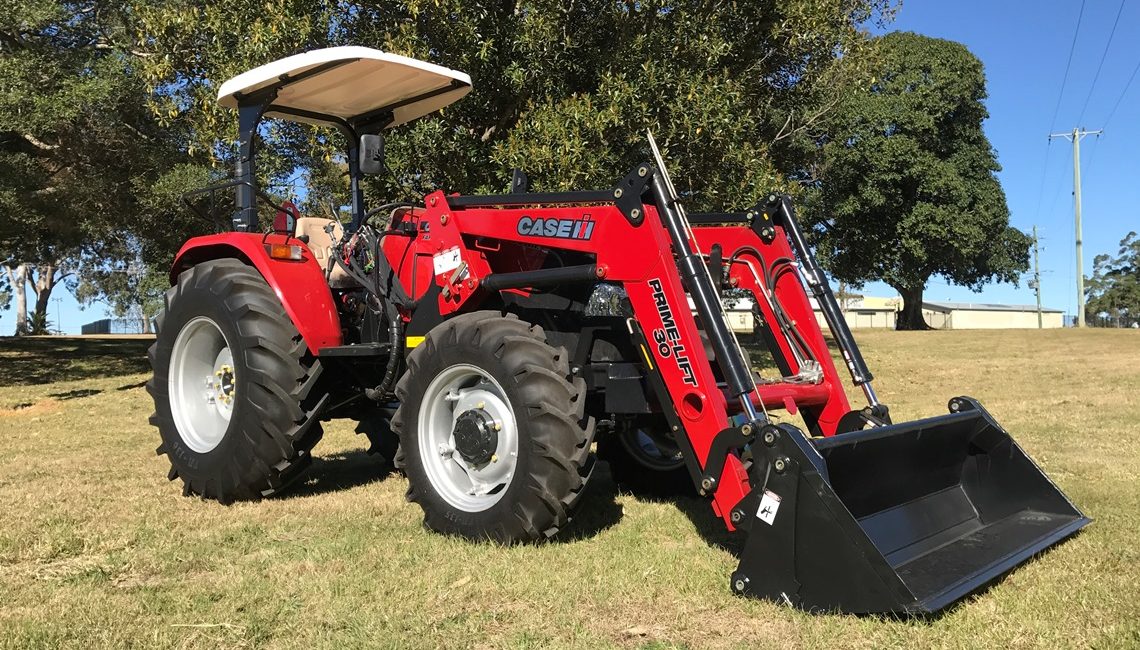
{"left": 417, "top": 363, "right": 519, "bottom": 512}
{"left": 168, "top": 316, "right": 236, "bottom": 453}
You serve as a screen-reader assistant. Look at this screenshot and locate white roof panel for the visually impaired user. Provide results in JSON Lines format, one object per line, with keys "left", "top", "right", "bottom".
{"left": 217, "top": 46, "right": 471, "bottom": 128}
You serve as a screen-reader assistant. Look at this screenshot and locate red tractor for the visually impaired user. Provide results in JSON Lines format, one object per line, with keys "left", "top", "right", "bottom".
{"left": 149, "top": 47, "right": 1088, "bottom": 614}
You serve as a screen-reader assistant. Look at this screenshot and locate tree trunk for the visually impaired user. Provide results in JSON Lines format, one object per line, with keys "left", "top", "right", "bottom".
{"left": 26, "top": 263, "right": 63, "bottom": 335}
{"left": 4, "top": 264, "right": 29, "bottom": 335}
{"left": 896, "top": 285, "right": 931, "bottom": 330}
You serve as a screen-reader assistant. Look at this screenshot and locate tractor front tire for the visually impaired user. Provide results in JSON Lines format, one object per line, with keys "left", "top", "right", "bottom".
{"left": 393, "top": 312, "right": 595, "bottom": 543}
{"left": 148, "top": 259, "right": 324, "bottom": 502}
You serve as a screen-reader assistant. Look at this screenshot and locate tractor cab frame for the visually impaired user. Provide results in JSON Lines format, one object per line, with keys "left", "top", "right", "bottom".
{"left": 214, "top": 46, "right": 471, "bottom": 232}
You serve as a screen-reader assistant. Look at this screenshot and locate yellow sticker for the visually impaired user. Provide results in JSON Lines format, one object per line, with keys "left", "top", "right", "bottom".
{"left": 406, "top": 336, "right": 426, "bottom": 348}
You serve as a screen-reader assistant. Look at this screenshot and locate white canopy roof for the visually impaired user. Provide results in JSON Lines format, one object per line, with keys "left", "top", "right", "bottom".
{"left": 217, "top": 46, "right": 472, "bottom": 128}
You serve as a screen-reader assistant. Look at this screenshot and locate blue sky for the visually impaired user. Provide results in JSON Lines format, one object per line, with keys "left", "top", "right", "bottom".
{"left": 860, "top": 0, "right": 1140, "bottom": 314}
{"left": 26, "top": 0, "right": 1140, "bottom": 333}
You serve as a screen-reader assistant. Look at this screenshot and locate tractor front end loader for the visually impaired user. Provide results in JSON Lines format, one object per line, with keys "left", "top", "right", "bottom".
{"left": 150, "top": 47, "right": 1088, "bottom": 615}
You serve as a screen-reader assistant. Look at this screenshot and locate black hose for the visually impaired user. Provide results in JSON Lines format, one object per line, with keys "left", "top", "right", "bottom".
{"left": 728, "top": 247, "right": 817, "bottom": 367}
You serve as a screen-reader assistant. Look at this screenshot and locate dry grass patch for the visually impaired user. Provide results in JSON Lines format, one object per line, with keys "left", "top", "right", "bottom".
{"left": 0, "top": 330, "right": 1138, "bottom": 648}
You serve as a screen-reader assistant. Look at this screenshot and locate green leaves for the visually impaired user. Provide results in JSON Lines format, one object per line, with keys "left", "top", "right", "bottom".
{"left": 1086, "top": 231, "right": 1140, "bottom": 327}
{"left": 809, "top": 32, "right": 1031, "bottom": 327}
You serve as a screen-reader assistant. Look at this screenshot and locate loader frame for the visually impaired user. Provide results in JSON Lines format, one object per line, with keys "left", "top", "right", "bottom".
{"left": 161, "top": 47, "right": 1089, "bottom": 614}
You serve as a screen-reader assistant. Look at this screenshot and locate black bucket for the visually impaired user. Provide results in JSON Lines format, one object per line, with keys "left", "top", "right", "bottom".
{"left": 731, "top": 397, "right": 1089, "bottom": 614}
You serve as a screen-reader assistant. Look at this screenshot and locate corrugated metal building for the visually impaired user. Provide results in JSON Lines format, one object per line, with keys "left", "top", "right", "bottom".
{"left": 922, "top": 301, "right": 1064, "bottom": 329}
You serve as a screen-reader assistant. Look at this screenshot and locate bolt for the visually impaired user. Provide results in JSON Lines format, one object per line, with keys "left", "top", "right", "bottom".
{"left": 440, "top": 213, "right": 449, "bottom": 225}
{"left": 430, "top": 197, "right": 437, "bottom": 206}
{"left": 493, "top": 422, "right": 502, "bottom": 431}
{"left": 734, "top": 578, "right": 747, "bottom": 592}
{"left": 630, "top": 208, "right": 641, "bottom": 219}
{"left": 700, "top": 477, "right": 714, "bottom": 491}
{"left": 731, "top": 510, "right": 743, "bottom": 523}
{"left": 774, "top": 458, "right": 787, "bottom": 473}
{"left": 638, "top": 166, "right": 648, "bottom": 177}
{"left": 438, "top": 444, "right": 454, "bottom": 457}
{"left": 595, "top": 266, "right": 607, "bottom": 279}
{"left": 730, "top": 276, "right": 739, "bottom": 287}
{"left": 740, "top": 424, "right": 752, "bottom": 436}
{"left": 950, "top": 401, "right": 960, "bottom": 412}
{"left": 466, "top": 279, "right": 475, "bottom": 289}
{"left": 672, "top": 425, "right": 679, "bottom": 432}
{"left": 491, "top": 454, "right": 499, "bottom": 463}
{"left": 476, "top": 401, "right": 486, "bottom": 410}
{"left": 614, "top": 188, "right": 624, "bottom": 199}
{"left": 763, "top": 430, "right": 776, "bottom": 446}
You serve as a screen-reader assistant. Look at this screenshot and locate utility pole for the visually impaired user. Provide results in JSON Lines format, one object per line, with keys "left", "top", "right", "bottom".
{"left": 1049, "top": 127, "right": 1101, "bottom": 327}
{"left": 1032, "top": 225, "right": 1043, "bottom": 329}
{"left": 52, "top": 296, "right": 63, "bottom": 334}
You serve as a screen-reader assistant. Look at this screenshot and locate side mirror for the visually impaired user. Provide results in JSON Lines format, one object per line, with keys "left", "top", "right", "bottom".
{"left": 359, "top": 134, "right": 384, "bottom": 175}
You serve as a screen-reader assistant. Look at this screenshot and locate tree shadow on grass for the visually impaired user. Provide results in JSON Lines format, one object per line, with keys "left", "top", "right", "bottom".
{"left": 0, "top": 337, "right": 152, "bottom": 387}
{"left": 47, "top": 388, "right": 103, "bottom": 400}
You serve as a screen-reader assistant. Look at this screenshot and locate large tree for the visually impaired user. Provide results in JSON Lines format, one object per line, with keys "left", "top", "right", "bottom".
{"left": 1086, "top": 231, "right": 1140, "bottom": 328}
{"left": 1, "top": 0, "right": 186, "bottom": 334}
{"left": 808, "top": 31, "right": 1030, "bottom": 329}
{"left": 132, "top": 0, "right": 896, "bottom": 213}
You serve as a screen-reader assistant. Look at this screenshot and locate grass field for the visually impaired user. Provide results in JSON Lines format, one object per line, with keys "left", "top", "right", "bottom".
{"left": 0, "top": 330, "right": 1138, "bottom": 649}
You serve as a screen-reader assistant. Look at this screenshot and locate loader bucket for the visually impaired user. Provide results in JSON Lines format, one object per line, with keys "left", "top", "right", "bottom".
{"left": 731, "top": 397, "right": 1089, "bottom": 615}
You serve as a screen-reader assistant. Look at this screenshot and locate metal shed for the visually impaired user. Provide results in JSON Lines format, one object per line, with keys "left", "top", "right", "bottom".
{"left": 922, "top": 301, "right": 1065, "bottom": 329}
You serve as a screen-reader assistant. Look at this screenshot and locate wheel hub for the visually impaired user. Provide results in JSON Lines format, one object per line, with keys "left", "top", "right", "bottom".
{"left": 452, "top": 408, "right": 498, "bottom": 466}
{"left": 417, "top": 363, "right": 519, "bottom": 512}
{"left": 169, "top": 316, "right": 235, "bottom": 454}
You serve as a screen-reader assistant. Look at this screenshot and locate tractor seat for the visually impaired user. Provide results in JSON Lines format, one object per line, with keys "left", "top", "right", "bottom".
{"left": 294, "top": 217, "right": 357, "bottom": 288}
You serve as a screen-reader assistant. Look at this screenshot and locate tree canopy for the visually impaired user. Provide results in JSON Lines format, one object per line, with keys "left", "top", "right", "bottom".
{"left": 1, "top": 0, "right": 186, "bottom": 333}
{"left": 808, "top": 31, "right": 1031, "bottom": 329}
{"left": 1086, "top": 231, "right": 1140, "bottom": 328}
{"left": 132, "top": 0, "right": 894, "bottom": 211}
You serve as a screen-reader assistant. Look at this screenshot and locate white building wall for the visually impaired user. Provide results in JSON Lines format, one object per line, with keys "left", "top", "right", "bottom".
{"left": 922, "top": 309, "right": 1064, "bottom": 329}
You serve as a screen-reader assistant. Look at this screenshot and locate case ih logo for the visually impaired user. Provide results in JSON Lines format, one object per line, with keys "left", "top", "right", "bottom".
{"left": 517, "top": 215, "right": 595, "bottom": 240}
{"left": 648, "top": 278, "right": 698, "bottom": 387}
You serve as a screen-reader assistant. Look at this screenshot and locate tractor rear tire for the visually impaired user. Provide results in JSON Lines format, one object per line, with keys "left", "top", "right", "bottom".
{"left": 392, "top": 311, "right": 595, "bottom": 543}
{"left": 598, "top": 422, "right": 694, "bottom": 497}
{"left": 148, "top": 259, "right": 324, "bottom": 502}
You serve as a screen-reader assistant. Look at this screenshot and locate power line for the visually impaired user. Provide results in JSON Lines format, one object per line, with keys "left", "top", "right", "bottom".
{"left": 1076, "top": 0, "right": 1128, "bottom": 124}
{"left": 1048, "top": 0, "right": 1087, "bottom": 134}
{"left": 1102, "top": 56, "right": 1140, "bottom": 128}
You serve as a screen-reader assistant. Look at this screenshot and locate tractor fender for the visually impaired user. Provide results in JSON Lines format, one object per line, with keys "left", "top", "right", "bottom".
{"left": 171, "top": 233, "right": 343, "bottom": 351}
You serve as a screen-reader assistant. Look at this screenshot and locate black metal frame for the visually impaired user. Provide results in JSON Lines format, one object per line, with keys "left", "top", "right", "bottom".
{"left": 227, "top": 67, "right": 468, "bottom": 233}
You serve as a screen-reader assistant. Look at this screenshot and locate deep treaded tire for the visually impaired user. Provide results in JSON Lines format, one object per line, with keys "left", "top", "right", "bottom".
{"left": 393, "top": 311, "right": 595, "bottom": 542}
{"left": 148, "top": 259, "right": 324, "bottom": 502}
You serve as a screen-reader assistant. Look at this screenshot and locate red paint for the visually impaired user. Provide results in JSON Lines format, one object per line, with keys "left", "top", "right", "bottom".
{"left": 171, "top": 232, "right": 343, "bottom": 352}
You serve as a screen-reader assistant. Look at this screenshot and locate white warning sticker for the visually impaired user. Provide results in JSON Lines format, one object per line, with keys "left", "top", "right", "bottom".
{"left": 432, "top": 248, "right": 463, "bottom": 276}
{"left": 757, "top": 489, "right": 782, "bottom": 526}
